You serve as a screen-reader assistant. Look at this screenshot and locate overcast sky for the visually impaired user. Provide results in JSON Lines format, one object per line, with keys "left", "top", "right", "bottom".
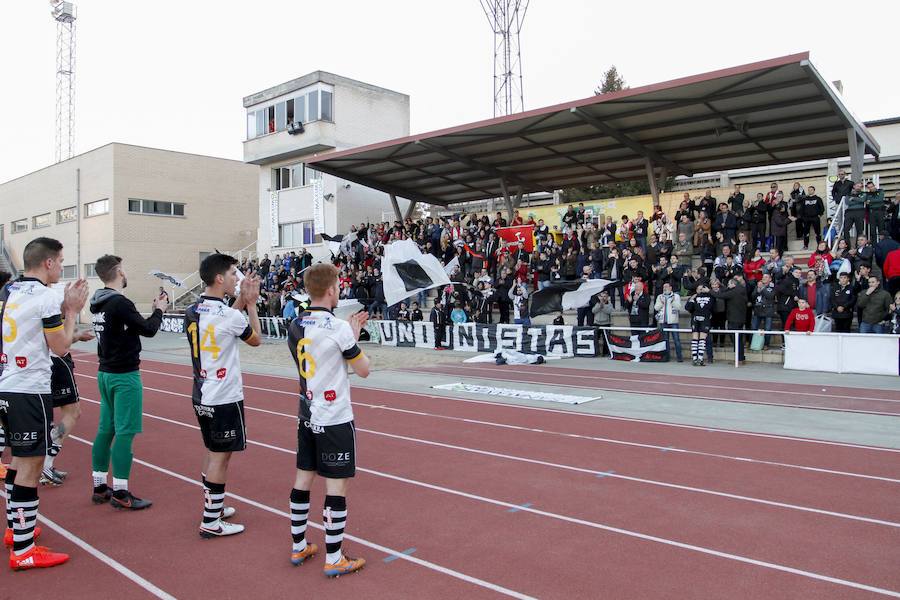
{"left": 1, "top": 0, "right": 897, "bottom": 184}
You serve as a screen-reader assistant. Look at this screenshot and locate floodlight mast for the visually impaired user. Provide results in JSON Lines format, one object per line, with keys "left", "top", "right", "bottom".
{"left": 51, "top": 0, "right": 77, "bottom": 162}
{"left": 480, "top": 0, "right": 529, "bottom": 117}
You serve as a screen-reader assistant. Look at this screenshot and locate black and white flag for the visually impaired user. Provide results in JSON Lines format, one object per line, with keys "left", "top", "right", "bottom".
{"left": 382, "top": 239, "right": 451, "bottom": 307}
{"left": 320, "top": 232, "right": 358, "bottom": 258}
{"left": 529, "top": 279, "right": 614, "bottom": 317}
{"left": 605, "top": 328, "right": 669, "bottom": 362}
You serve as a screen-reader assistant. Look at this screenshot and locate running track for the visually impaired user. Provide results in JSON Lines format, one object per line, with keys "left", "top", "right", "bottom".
{"left": 399, "top": 363, "right": 900, "bottom": 416}
{"left": 3, "top": 353, "right": 898, "bottom": 599}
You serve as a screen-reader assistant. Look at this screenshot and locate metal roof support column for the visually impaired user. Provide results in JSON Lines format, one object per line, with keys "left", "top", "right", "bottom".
{"left": 656, "top": 167, "right": 668, "bottom": 199}
{"left": 513, "top": 187, "right": 524, "bottom": 209}
{"left": 499, "top": 179, "right": 514, "bottom": 222}
{"left": 403, "top": 200, "right": 418, "bottom": 221}
{"left": 644, "top": 159, "right": 660, "bottom": 207}
{"left": 389, "top": 193, "right": 403, "bottom": 222}
{"left": 847, "top": 128, "right": 865, "bottom": 181}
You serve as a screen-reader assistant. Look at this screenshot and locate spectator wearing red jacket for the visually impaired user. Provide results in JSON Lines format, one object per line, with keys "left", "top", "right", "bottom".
{"left": 743, "top": 248, "right": 765, "bottom": 284}
{"left": 784, "top": 298, "right": 815, "bottom": 332}
{"left": 807, "top": 241, "right": 834, "bottom": 267}
{"left": 883, "top": 247, "right": 900, "bottom": 297}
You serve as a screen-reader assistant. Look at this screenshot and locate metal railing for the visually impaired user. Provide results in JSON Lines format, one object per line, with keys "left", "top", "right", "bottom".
{"left": 0, "top": 239, "right": 18, "bottom": 277}
{"left": 173, "top": 241, "right": 258, "bottom": 309}
{"left": 594, "top": 325, "right": 899, "bottom": 369}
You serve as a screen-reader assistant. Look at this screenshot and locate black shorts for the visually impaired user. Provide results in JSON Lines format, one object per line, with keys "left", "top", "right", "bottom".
{"left": 691, "top": 318, "right": 711, "bottom": 333}
{"left": 51, "top": 355, "right": 80, "bottom": 407}
{"left": 0, "top": 392, "right": 52, "bottom": 457}
{"left": 194, "top": 401, "right": 247, "bottom": 453}
{"left": 297, "top": 420, "right": 356, "bottom": 478}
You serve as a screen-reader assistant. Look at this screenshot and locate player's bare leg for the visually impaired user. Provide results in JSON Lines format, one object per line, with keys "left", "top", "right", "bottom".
{"left": 42, "top": 402, "right": 81, "bottom": 485}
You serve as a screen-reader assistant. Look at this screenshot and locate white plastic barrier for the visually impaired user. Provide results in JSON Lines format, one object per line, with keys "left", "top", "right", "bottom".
{"left": 784, "top": 332, "right": 900, "bottom": 376}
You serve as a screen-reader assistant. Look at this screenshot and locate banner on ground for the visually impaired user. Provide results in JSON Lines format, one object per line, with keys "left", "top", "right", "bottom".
{"left": 372, "top": 320, "right": 599, "bottom": 357}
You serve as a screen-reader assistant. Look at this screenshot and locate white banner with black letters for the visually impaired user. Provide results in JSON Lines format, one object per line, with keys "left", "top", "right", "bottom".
{"left": 160, "top": 313, "right": 185, "bottom": 334}
{"left": 372, "top": 320, "right": 599, "bottom": 357}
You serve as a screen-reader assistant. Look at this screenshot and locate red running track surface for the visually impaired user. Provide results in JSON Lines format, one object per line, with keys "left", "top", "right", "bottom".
{"left": 4, "top": 353, "right": 898, "bottom": 599}
{"left": 398, "top": 363, "right": 900, "bottom": 416}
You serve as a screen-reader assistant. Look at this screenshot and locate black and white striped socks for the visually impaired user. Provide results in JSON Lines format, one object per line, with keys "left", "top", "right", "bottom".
{"left": 691, "top": 339, "right": 705, "bottom": 362}
{"left": 202, "top": 480, "right": 226, "bottom": 526}
{"left": 290, "top": 488, "right": 310, "bottom": 552}
{"left": 323, "top": 495, "right": 347, "bottom": 565}
{"left": 5, "top": 468, "right": 15, "bottom": 531}
{"left": 9, "top": 484, "right": 39, "bottom": 555}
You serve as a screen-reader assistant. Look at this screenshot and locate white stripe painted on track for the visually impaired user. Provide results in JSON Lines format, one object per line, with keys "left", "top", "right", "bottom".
{"left": 73, "top": 369, "right": 900, "bottom": 484}
{"left": 66, "top": 413, "right": 900, "bottom": 598}
{"left": 72, "top": 357, "right": 900, "bottom": 454}
{"left": 11, "top": 503, "right": 178, "bottom": 600}
{"left": 74, "top": 391, "right": 900, "bottom": 530}
{"left": 64, "top": 436, "right": 534, "bottom": 600}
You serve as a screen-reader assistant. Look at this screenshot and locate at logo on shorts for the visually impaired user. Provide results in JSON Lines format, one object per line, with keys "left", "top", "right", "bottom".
{"left": 324, "top": 390, "right": 336, "bottom": 402}
{"left": 216, "top": 368, "right": 227, "bottom": 379}
{"left": 0, "top": 353, "right": 7, "bottom": 364}
{"left": 15, "top": 356, "right": 27, "bottom": 368}
{"left": 199, "top": 369, "right": 207, "bottom": 378}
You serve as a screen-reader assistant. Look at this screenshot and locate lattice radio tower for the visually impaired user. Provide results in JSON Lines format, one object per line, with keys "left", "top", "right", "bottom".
{"left": 51, "top": 1, "right": 77, "bottom": 162}
{"left": 479, "top": 0, "right": 529, "bottom": 117}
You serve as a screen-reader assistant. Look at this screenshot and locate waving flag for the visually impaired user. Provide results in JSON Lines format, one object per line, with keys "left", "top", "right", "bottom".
{"left": 496, "top": 225, "right": 535, "bottom": 253}
{"left": 149, "top": 270, "right": 185, "bottom": 288}
{"left": 529, "top": 279, "right": 613, "bottom": 317}
{"left": 605, "top": 328, "right": 669, "bottom": 362}
{"left": 382, "top": 239, "right": 451, "bottom": 307}
{"left": 320, "top": 231, "right": 359, "bottom": 258}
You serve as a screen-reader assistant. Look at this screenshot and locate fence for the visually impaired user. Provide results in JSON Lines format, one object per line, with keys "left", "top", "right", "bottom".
{"left": 168, "top": 314, "right": 899, "bottom": 375}
{"left": 593, "top": 325, "right": 899, "bottom": 374}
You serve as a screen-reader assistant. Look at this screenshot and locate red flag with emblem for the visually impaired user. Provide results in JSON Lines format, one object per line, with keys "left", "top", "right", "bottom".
{"left": 495, "top": 225, "right": 534, "bottom": 253}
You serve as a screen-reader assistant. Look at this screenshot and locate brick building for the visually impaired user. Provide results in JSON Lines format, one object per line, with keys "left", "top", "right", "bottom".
{"left": 0, "top": 143, "right": 258, "bottom": 314}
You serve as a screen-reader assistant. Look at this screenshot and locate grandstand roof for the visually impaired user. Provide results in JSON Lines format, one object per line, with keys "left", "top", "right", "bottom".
{"left": 305, "top": 53, "right": 880, "bottom": 207}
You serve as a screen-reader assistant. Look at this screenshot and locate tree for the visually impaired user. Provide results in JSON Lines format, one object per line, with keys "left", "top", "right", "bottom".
{"left": 595, "top": 65, "right": 627, "bottom": 95}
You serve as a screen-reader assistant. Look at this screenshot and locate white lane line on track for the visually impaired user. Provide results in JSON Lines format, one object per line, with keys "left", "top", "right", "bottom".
{"left": 72, "top": 370, "right": 900, "bottom": 485}
{"left": 396, "top": 366, "right": 900, "bottom": 417}
{"left": 63, "top": 435, "right": 536, "bottom": 600}
{"left": 73, "top": 357, "right": 900, "bottom": 454}
{"left": 0, "top": 497, "right": 178, "bottom": 600}
{"left": 447, "top": 363, "right": 900, "bottom": 403}
{"left": 73, "top": 389, "right": 900, "bottom": 530}
{"left": 67, "top": 409, "right": 900, "bottom": 598}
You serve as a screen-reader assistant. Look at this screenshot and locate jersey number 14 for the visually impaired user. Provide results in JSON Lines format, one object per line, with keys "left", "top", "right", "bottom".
{"left": 188, "top": 323, "right": 221, "bottom": 360}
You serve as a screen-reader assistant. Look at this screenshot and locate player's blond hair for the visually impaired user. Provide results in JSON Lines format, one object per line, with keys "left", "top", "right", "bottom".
{"left": 304, "top": 263, "right": 338, "bottom": 298}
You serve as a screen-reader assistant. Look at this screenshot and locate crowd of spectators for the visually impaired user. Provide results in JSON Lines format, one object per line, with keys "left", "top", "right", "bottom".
{"left": 235, "top": 175, "right": 900, "bottom": 358}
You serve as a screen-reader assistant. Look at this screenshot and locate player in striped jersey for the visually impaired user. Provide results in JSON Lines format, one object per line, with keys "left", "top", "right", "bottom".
{"left": 185, "top": 254, "right": 261, "bottom": 538}
{"left": 287, "top": 263, "right": 370, "bottom": 577}
{"left": 1, "top": 237, "right": 88, "bottom": 570}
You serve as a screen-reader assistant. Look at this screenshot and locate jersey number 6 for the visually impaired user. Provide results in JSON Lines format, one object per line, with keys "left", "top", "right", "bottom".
{"left": 1, "top": 303, "right": 16, "bottom": 343}
{"left": 295, "top": 337, "right": 316, "bottom": 379}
